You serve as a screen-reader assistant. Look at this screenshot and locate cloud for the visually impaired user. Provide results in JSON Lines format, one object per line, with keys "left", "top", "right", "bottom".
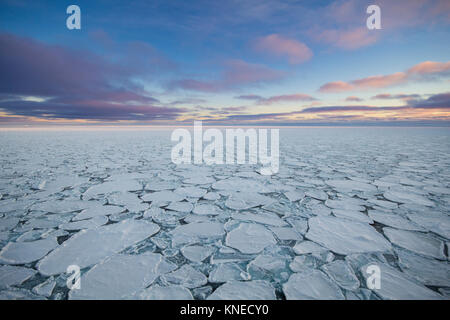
{"left": 235, "top": 93, "right": 316, "bottom": 105}
{"left": 407, "top": 92, "right": 450, "bottom": 109}
{"left": 300, "top": 105, "right": 403, "bottom": 113}
{"left": 407, "top": 61, "right": 450, "bottom": 75}
{"left": 257, "top": 93, "right": 316, "bottom": 105}
{"left": 170, "top": 59, "right": 285, "bottom": 92}
{"left": 372, "top": 93, "right": 421, "bottom": 100}
{"left": 253, "top": 34, "right": 313, "bottom": 64}
{"left": 0, "top": 33, "right": 181, "bottom": 121}
{"left": 319, "top": 61, "right": 450, "bottom": 92}
{"left": 235, "top": 94, "right": 264, "bottom": 100}
{"left": 319, "top": 81, "right": 354, "bottom": 93}
{"left": 315, "top": 27, "right": 378, "bottom": 50}
{"left": 345, "top": 96, "right": 363, "bottom": 102}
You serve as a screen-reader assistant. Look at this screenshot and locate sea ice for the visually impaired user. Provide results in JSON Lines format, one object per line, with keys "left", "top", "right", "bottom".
{"left": 161, "top": 264, "right": 207, "bottom": 289}
{"left": 0, "top": 265, "right": 36, "bottom": 288}
{"left": 32, "top": 277, "right": 56, "bottom": 297}
{"left": 59, "top": 215, "right": 108, "bottom": 230}
{"left": 0, "top": 237, "right": 58, "bottom": 264}
{"left": 407, "top": 212, "right": 450, "bottom": 239}
{"left": 208, "top": 280, "right": 276, "bottom": 300}
{"left": 73, "top": 205, "right": 123, "bottom": 221}
{"left": 368, "top": 210, "right": 424, "bottom": 231}
{"left": 38, "top": 219, "right": 160, "bottom": 275}
{"left": 321, "top": 260, "right": 360, "bottom": 291}
{"left": 306, "top": 216, "right": 392, "bottom": 255}
{"left": 383, "top": 190, "right": 434, "bottom": 207}
{"left": 208, "top": 263, "right": 248, "bottom": 283}
{"left": 171, "top": 222, "right": 224, "bottom": 247}
{"left": 181, "top": 245, "right": 215, "bottom": 262}
{"left": 129, "top": 284, "right": 193, "bottom": 300}
{"left": 332, "top": 209, "right": 373, "bottom": 224}
{"left": 225, "top": 223, "right": 276, "bottom": 254}
{"left": 396, "top": 248, "right": 450, "bottom": 287}
{"left": 383, "top": 227, "right": 445, "bottom": 260}
{"left": 283, "top": 269, "right": 345, "bottom": 300}
{"left": 360, "top": 263, "right": 443, "bottom": 300}
{"left": 69, "top": 252, "right": 176, "bottom": 299}
{"left": 192, "top": 204, "right": 222, "bottom": 216}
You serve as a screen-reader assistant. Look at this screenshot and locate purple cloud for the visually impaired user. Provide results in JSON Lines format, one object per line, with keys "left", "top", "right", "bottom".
{"left": 0, "top": 33, "right": 181, "bottom": 121}
{"left": 169, "top": 59, "right": 285, "bottom": 92}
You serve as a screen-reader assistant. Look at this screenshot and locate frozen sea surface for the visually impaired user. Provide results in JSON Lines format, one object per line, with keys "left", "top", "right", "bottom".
{"left": 0, "top": 127, "right": 449, "bottom": 300}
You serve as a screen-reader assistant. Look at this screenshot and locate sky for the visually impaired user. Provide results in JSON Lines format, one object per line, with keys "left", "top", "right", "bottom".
{"left": 0, "top": 0, "right": 449, "bottom": 126}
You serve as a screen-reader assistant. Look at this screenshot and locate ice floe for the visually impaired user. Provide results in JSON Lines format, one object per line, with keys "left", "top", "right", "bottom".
{"left": 38, "top": 219, "right": 160, "bottom": 275}
{"left": 208, "top": 280, "right": 276, "bottom": 300}
{"left": 383, "top": 227, "right": 445, "bottom": 260}
{"left": 306, "top": 216, "right": 392, "bottom": 255}
{"left": 283, "top": 269, "right": 345, "bottom": 300}
{"left": 225, "top": 223, "right": 276, "bottom": 254}
{"left": 70, "top": 252, "right": 175, "bottom": 299}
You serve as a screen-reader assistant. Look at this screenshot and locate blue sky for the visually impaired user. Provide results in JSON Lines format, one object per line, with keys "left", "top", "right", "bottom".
{"left": 0, "top": 0, "right": 449, "bottom": 125}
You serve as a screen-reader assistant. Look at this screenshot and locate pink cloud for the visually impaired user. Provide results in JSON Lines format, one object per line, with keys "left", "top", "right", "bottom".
{"left": 407, "top": 61, "right": 450, "bottom": 75}
{"left": 345, "top": 96, "right": 363, "bottom": 102}
{"left": 319, "top": 60, "right": 450, "bottom": 93}
{"left": 319, "top": 81, "right": 354, "bottom": 93}
{"left": 258, "top": 93, "right": 316, "bottom": 105}
{"left": 170, "top": 59, "right": 285, "bottom": 92}
{"left": 316, "top": 27, "right": 378, "bottom": 50}
{"left": 254, "top": 34, "right": 313, "bottom": 64}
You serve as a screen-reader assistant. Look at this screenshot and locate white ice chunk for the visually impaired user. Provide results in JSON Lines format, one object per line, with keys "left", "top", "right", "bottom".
{"left": 208, "top": 263, "right": 248, "bottom": 283}
{"left": 166, "top": 201, "right": 193, "bottom": 213}
{"left": 225, "top": 223, "right": 276, "bottom": 254}
{"left": 0, "top": 217, "right": 19, "bottom": 232}
{"left": 306, "top": 216, "right": 392, "bottom": 255}
{"left": 396, "top": 248, "right": 450, "bottom": 287}
{"left": 283, "top": 190, "right": 305, "bottom": 202}
{"left": 293, "top": 241, "right": 326, "bottom": 255}
{"left": 305, "top": 190, "right": 328, "bottom": 201}
{"left": 83, "top": 180, "right": 142, "bottom": 199}
{"left": 326, "top": 180, "right": 377, "bottom": 192}
{"left": 368, "top": 210, "right": 424, "bottom": 231}
{"left": 232, "top": 211, "right": 288, "bottom": 227}
{"left": 225, "top": 192, "right": 274, "bottom": 210}
{"left": 325, "top": 199, "right": 365, "bottom": 212}
{"left": 383, "top": 227, "right": 445, "bottom": 260}
{"left": 141, "top": 191, "right": 184, "bottom": 203}
{"left": 321, "top": 260, "right": 360, "bottom": 291}
{"left": 208, "top": 280, "right": 276, "bottom": 300}
{"left": 38, "top": 219, "right": 160, "bottom": 275}
{"left": 269, "top": 227, "right": 302, "bottom": 241}
{"left": 283, "top": 269, "right": 344, "bottom": 300}
{"left": 192, "top": 204, "right": 222, "bottom": 216}
{"left": 0, "top": 265, "right": 36, "bottom": 288}
{"left": 69, "top": 252, "right": 175, "bottom": 299}
{"left": 174, "top": 186, "right": 207, "bottom": 198}
{"left": 360, "top": 263, "right": 443, "bottom": 300}
{"left": 171, "top": 222, "right": 224, "bottom": 247}
{"left": 407, "top": 212, "right": 450, "bottom": 239}
{"left": 0, "top": 237, "right": 58, "bottom": 264}
{"left": 59, "top": 215, "right": 108, "bottom": 231}
{"left": 332, "top": 209, "right": 373, "bottom": 224}
{"left": 161, "top": 264, "right": 207, "bottom": 288}
{"left": 181, "top": 245, "right": 215, "bottom": 262}
{"left": 32, "top": 277, "right": 55, "bottom": 297}
{"left": 73, "top": 205, "right": 123, "bottom": 221}
{"left": 384, "top": 190, "right": 434, "bottom": 207}
{"left": 129, "top": 284, "right": 193, "bottom": 300}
